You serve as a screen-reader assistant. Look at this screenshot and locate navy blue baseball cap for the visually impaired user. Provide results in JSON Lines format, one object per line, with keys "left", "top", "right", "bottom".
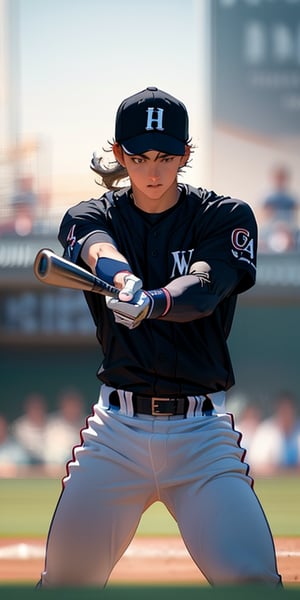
{"left": 115, "top": 86, "right": 189, "bottom": 156}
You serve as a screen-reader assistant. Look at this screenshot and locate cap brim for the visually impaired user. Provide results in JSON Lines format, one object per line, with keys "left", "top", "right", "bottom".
{"left": 121, "top": 133, "right": 186, "bottom": 156}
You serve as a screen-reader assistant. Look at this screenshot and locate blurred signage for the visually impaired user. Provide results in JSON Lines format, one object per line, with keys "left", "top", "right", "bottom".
{"left": 0, "top": 289, "right": 94, "bottom": 338}
{"left": 211, "top": 0, "right": 300, "bottom": 135}
{"left": 256, "top": 251, "right": 300, "bottom": 287}
{"left": 0, "top": 235, "right": 61, "bottom": 284}
{"left": 0, "top": 236, "right": 61, "bottom": 267}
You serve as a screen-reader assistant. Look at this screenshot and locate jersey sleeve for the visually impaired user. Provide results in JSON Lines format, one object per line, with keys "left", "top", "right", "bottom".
{"left": 194, "top": 198, "right": 257, "bottom": 294}
{"left": 158, "top": 199, "right": 257, "bottom": 324}
{"left": 58, "top": 197, "right": 116, "bottom": 263}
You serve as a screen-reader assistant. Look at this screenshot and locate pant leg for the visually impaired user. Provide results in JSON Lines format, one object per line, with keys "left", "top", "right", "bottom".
{"left": 171, "top": 475, "right": 281, "bottom": 585}
{"left": 39, "top": 408, "right": 155, "bottom": 587}
{"left": 160, "top": 414, "right": 281, "bottom": 586}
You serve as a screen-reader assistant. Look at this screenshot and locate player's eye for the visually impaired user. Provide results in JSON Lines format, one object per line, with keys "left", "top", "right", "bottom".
{"left": 131, "top": 157, "right": 144, "bottom": 164}
{"left": 160, "top": 156, "right": 175, "bottom": 163}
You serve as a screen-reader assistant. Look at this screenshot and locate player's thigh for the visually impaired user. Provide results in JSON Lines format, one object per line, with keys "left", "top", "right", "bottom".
{"left": 173, "top": 475, "right": 280, "bottom": 585}
{"left": 42, "top": 449, "right": 149, "bottom": 586}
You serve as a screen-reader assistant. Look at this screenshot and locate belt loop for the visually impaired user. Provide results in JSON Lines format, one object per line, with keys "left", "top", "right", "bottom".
{"left": 124, "top": 390, "right": 134, "bottom": 417}
{"left": 187, "top": 396, "right": 205, "bottom": 417}
{"left": 117, "top": 390, "right": 134, "bottom": 416}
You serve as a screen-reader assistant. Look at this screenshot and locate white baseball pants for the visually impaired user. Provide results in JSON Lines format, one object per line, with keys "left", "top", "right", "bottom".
{"left": 39, "top": 386, "right": 281, "bottom": 587}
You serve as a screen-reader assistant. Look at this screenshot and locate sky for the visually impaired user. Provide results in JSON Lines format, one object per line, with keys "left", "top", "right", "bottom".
{"left": 15, "top": 0, "right": 206, "bottom": 204}
{"left": 7, "top": 0, "right": 300, "bottom": 214}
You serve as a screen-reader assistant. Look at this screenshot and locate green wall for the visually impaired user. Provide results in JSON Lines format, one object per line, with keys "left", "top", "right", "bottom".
{"left": 0, "top": 343, "right": 101, "bottom": 420}
{"left": 228, "top": 303, "right": 300, "bottom": 410}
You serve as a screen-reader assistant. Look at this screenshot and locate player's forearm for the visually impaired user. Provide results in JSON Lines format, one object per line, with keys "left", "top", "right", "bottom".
{"left": 159, "top": 269, "right": 241, "bottom": 322}
{"left": 81, "top": 238, "right": 129, "bottom": 274}
{"left": 81, "top": 238, "right": 142, "bottom": 299}
{"left": 153, "top": 262, "right": 216, "bottom": 322}
{"left": 160, "top": 275, "right": 218, "bottom": 322}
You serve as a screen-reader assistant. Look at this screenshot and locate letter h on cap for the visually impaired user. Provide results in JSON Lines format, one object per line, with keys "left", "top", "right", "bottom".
{"left": 145, "top": 107, "right": 164, "bottom": 131}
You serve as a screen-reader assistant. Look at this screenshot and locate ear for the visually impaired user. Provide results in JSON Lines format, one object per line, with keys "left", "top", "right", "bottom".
{"left": 180, "top": 145, "right": 191, "bottom": 167}
{"left": 113, "top": 143, "right": 126, "bottom": 167}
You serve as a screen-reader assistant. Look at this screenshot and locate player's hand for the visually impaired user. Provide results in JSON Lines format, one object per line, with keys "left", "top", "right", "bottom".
{"left": 106, "top": 289, "right": 150, "bottom": 329}
{"left": 106, "top": 286, "right": 172, "bottom": 329}
{"left": 117, "top": 273, "right": 143, "bottom": 302}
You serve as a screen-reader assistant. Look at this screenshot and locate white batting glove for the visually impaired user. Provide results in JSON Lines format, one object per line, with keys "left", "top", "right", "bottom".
{"left": 106, "top": 289, "right": 150, "bottom": 329}
{"left": 118, "top": 274, "right": 143, "bottom": 301}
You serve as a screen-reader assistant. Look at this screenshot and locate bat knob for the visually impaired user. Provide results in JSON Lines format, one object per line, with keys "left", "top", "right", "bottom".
{"left": 34, "top": 248, "right": 53, "bottom": 280}
{"left": 37, "top": 254, "right": 48, "bottom": 276}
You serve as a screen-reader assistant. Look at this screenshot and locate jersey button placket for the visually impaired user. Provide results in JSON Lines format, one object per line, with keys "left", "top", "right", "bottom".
{"left": 147, "top": 229, "right": 160, "bottom": 272}
{"left": 147, "top": 227, "right": 167, "bottom": 288}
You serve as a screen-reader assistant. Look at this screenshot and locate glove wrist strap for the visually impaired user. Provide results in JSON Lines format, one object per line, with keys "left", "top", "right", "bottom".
{"left": 145, "top": 288, "right": 172, "bottom": 319}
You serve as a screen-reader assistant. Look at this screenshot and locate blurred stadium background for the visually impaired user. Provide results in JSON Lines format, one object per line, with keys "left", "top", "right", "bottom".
{"left": 0, "top": 0, "right": 300, "bottom": 450}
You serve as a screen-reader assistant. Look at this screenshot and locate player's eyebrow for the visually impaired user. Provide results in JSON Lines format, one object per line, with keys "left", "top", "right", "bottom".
{"left": 155, "top": 152, "right": 172, "bottom": 160}
{"left": 135, "top": 152, "right": 173, "bottom": 161}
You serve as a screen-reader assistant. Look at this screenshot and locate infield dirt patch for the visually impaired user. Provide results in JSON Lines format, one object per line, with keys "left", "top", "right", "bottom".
{"left": 0, "top": 536, "right": 299, "bottom": 586}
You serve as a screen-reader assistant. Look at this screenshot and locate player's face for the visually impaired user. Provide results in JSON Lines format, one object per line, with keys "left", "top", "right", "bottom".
{"left": 113, "top": 144, "right": 189, "bottom": 209}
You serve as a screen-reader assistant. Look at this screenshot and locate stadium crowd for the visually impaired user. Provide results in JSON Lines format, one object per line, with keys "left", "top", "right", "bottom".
{"left": 0, "top": 389, "right": 86, "bottom": 477}
{"left": 1, "top": 389, "right": 300, "bottom": 478}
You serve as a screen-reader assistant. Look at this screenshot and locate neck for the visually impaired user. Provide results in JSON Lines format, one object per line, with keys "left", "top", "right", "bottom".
{"left": 131, "top": 183, "right": 180, "bottom": 214}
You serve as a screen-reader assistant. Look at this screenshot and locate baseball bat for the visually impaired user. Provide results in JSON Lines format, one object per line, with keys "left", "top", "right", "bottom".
{"left": 33, "top": 248, "right": 119, "bottom": 297}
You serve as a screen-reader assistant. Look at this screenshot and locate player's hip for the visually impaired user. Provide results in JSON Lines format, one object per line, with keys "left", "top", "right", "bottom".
{"left": 83, "top": 386, "right": 244, "bottom": 457}
{"left": 77, "top": 403, "right": 249, "bottom": 491}
{"left": 97, "top": 384, "right": 226, "bottom": 418}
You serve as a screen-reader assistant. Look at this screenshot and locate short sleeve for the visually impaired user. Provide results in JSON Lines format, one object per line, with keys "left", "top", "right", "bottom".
{"left": 194, "top": 198, "right": 257, "bottom": 294}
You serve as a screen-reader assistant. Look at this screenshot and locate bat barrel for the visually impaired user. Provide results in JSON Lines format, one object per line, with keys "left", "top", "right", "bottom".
{"left": 33, "top": 248, "right": 119, "bottom": 297}
{"left": 34, "top": 248, "right": 97, "bottom": 290}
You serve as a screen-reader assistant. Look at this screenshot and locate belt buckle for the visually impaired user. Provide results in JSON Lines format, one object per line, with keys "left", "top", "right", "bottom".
{"left": 151, "top": 398, "right": 174, "bottom": 416}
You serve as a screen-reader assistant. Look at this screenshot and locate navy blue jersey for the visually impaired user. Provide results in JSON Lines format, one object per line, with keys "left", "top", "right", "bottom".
{"left": 58, "top": 184, "right": 257, "bottom": 396}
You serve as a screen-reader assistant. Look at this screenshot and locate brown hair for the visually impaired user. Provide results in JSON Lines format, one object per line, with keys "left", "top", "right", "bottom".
{"left": 90, "top": 148, "right": 128, "bottom": 191}
{"left": 90, "top": 142, "right": 194, "bottom": 191}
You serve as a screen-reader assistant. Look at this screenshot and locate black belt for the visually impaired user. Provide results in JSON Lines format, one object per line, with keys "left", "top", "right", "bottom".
{"left": 109, "top": 391, "right": 190, "bottom": 417}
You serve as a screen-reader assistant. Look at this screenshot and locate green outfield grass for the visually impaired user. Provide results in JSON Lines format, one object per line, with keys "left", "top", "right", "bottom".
{"left": 0, "top": 584, "right": 298, "bottom": 600}
{"left": 0, "top": 584, "right": 297, "bottom": 599}
{"left": 0, "top": 473, "right": 299, "bottom": 538}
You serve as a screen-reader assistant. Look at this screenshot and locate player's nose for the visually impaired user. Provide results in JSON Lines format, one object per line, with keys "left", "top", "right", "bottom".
{"left": 147, "top": 164, "right": 160, "bottom": 181}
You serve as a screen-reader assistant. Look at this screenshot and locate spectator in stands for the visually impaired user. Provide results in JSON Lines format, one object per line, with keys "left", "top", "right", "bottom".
{"left": 10, "top": 174, "right": 38, "bottom": 236}
{"left": 0, "top": 414, "right": 30, "bottom": 476}
{"left": 11, "top": 392, "right": 49, "bottom": 465}
{"left": 236, "top": 404, "right": 262, "bottom": 455}
{"left": 248, "top": 391, "right": 300, "bottom": 474}
{"left": 259, "top": 165, "right": 299, "bottom": 253}
{"left": 44, "top": 388, "right": 86, "bottom": 465}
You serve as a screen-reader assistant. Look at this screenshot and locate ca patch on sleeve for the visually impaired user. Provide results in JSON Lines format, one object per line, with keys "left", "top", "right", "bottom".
{"left": 231, "top": 228, "right": 255, "bottom": 268}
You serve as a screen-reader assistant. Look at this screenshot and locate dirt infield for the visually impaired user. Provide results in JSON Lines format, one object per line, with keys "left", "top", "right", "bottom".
{"left": 0, "top": 536, "right": 299, "bottom": 586}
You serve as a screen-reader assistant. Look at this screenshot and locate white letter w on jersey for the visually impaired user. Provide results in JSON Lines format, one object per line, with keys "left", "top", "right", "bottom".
{"left": 171, "top": 249, "right": 194, "bottom": 277}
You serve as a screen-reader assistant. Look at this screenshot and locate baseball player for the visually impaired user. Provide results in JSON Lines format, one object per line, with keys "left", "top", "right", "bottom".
{"left": 37, "top": 87, "right": 281, "bottom": 588}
